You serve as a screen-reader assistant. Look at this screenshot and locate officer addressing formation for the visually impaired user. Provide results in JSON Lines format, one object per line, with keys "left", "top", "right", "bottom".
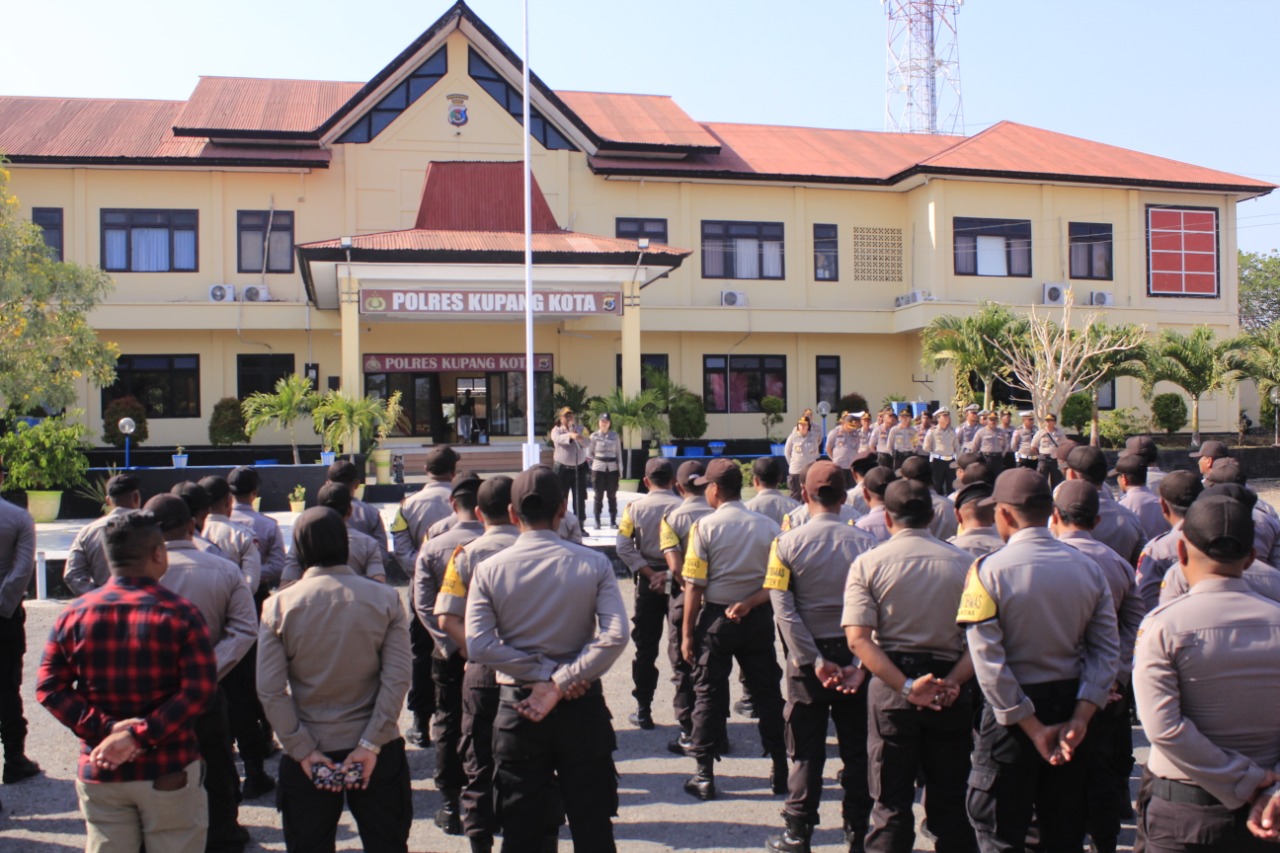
{"left": 16, "top": 400, "right": 1280, "bottom": 853}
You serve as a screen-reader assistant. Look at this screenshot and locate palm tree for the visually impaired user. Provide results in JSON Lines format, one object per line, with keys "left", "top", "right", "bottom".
{"left": 1081, "top": 324, "right": 1150, "bottom": 446}
{"left": 587, "top": 388, "right": 663, "bottom": 478}
{"left": 551, "top": 374, "right": 601, "bottom": 416}
{"left": 241, "top": 373, "right": 319, "bottom": 464}
{"left": 921, "top": 302, "right": 1023, "bottom": 411}
{"left": 1140, "top": 327, "right": 1250, "bottom": 446}
{"left": 312, "top": 390, "right": 403, "bottom": 460}
{"left": 1241, "top": 325, "right": 1280, "bottom": 442}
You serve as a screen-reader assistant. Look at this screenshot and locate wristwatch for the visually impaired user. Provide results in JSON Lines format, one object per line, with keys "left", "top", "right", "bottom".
{"left": 900, "top": 678, "right": 915, "bottom": 698}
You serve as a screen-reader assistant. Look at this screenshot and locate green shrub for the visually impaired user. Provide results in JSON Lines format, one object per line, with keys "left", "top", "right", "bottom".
{"left": 668, "top": 394, "right": 708, "bottom": 441}
{"left": 761, "top": 395, "right": 786, "bottom": 441}
{"left": 1150, "top": 393, "right": 1189, "bottom": 436}
{"left": 208, "top": 397, "right": 249, "bottom": 446}
{"left": 1060, "top": 393, "right": 1092, "bottom": 436}
{"left": 1098, "top": 408, "right": 1151, "bottom": 449}
{"left": 101, "top": 396, "right": 148, "bottom": 447}
{"left": 0, "top": 414, "right": 90, "bottom": 491}
{"left": 837, "top": 392, "right": 870, "bottom": 416}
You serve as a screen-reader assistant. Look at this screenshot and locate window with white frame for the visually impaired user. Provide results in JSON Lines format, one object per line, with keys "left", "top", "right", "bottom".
{"left": 1147, "top": 206, "right": 1218, "bottom": 297}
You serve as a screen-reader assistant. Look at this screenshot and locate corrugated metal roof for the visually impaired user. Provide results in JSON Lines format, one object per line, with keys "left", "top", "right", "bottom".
{"left": 413, "top": 162, "right": 562, "bottom": 232}
{"left": 173, "top": 77, "right": 363, "bottom": 135}
{"left": 556, "top": 91, "right": 719, "bottom": 150}
{"left": 298, "top": 228, "right": 688, "bottom": 255}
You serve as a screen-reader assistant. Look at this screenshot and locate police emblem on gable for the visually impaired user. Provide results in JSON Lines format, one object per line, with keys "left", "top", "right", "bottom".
{"left": 447, "top": 94, "right": 469, "bottom": 127}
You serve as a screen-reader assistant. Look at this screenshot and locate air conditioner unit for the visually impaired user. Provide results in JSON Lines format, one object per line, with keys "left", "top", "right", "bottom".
{"left": 1042, "top": 283, "right": 1067, "bottom": 305}
{"left": 1090, "top": 290, "right": 1115, "bottom": 307}
{"left": 907, "top": 289, "right": 929, "bottom": 304}
{"left": 241, "top": 285, "right": 271, "bottom": 303}
{"left": 893, "top": 294, "right": 908, "bottom": 308}
{"left": 720, "top": 290, "right": 747, "bottom": 307}
{"left": 208, "top": 284, "right": 236, "bottom": 303}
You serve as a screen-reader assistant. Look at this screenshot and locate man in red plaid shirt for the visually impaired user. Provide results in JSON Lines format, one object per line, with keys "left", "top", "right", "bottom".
{"left": 38, "top": 510, "right": 217, "bottom": 853}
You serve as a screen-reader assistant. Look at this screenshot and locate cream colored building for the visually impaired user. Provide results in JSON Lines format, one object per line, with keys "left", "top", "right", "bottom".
{"left": 0, "top": 1, "right": 1271, "bottom": 448}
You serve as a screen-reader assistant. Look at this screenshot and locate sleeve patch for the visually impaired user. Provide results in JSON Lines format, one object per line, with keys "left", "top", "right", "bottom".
{"left": 763, "top": 540, "right": 790, "bottom": 591}
{"left": 439, "top": 547, "right": 468, "bottom": 598}
{"left": 389, "top": 510, "right": 408, "bottom": 534}
{"left": 659, "top": 518, "right": 680, "bottom": 551}
{"left": 682, "top": 521, "right": 707, "bottom": 580}
{"left": 780, "top": 513, "right": 792, "bottom": 533}
{"left": 618, "top": 506, "right": 635, "bottom": 539}
{"left": 956, "top": 562, "right": 998, "bottom": 625}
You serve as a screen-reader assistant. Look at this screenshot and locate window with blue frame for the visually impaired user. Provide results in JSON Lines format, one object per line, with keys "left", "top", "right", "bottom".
{"left": 467, "top": 48, "right": 576, "bottom": 151}
{"left": 336, "top": 46, "right": 447, "bottom": 143}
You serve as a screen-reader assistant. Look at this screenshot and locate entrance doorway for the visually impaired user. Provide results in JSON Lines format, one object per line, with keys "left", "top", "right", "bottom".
{"left": 365, "top": 373, "right": 446, "bottom": 442}
{"left": 454, "top": 377, "right": 485, "bottom": 443}
{"left": 364, "top": 368, "right": 554, "bottom": 441}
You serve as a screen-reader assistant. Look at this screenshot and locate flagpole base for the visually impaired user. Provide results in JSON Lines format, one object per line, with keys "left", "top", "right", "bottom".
{"left": 522, "top": 442, "right": 542, "bottom": 470}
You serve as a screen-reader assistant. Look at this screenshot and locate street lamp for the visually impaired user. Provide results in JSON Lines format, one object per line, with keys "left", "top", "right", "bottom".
{"left": 118, "top": 417, "right": 136, "bottom": 469}
{"left": 816, "top": 401, "right": 832, "bottom": 453}
{"left": 1270, "top": 387, "right": 1280, "bottom": 447}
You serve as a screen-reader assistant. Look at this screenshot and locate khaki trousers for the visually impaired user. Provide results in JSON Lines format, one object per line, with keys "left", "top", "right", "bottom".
{"left": 74, "top": 760, "right": 207, "bottom": 853}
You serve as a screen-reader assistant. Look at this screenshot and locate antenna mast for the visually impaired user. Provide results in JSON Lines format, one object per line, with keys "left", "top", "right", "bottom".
{"left": 884, "top": 0, "right": 965, "bottom": 135}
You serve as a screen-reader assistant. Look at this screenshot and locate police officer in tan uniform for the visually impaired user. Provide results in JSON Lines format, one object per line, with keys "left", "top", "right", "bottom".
{"left": 64, "top": 474, "right": 141, "bottom": 595}
{"left": 1134, "top": 471, "right": 1203, "bottom": 610}
{"left": 1011, "top": 411, "right": 1038, "bottom": 470}
{"left": 846, "top": 451, "right": 879, "bottom": 516}
{"left": 763, "top": 462, "right": 875, "bottom": 853}
{"left": 957, "top": 405, "right": 982, "bottom": 448}
{"left": 680, "top": 458, "right": 786, "bottom": 801}
{"left": 615, "top": 458, "right": 682, "bottom": 730}
{"left": 826, "top": 412, "right": 863, "bottom": 489}
{"left": 281, "top": 483, "right": 386, "bottom": 585}
{"left": 845, "top": 478, "right": 979, "bottom": 853}
{"left": 886, "top": 410, "right": 918, "bottom": 470}
{"left": 855, "top": 468, "right": 896, "bottom": 544}
{"left": 1031, "top": 414, "right": 1067, "bottom": 486}
{"left": 922, "top": 408, "right": 959, "bottom": 496}
{"left": 897, "top": 456, "right": 959, "bottom": 540}
{"left": 1134, "top": 494, "right": 1280, "bottom": 853}
{"left": 949, "top": 482, "right": 1005, "bottom": 559}
{"left": 1111, "top": 455, "right": 1170, "bottom": 541}
{"left": 1062, "top": 446, "right": 1146, "bottom": 566}
{"left": 966, "top": 412, "right": 1009, "bottom": 475}
{"left": 745, "top": 457, "right": 800, "bottom": 526}
{"left": 957, "top": 468, "right": 1120, "bottom": 852}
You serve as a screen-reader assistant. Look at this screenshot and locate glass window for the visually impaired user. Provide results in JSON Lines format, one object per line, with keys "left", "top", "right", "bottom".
{"left": 101, "top": 210, "right": 198, "bottom": 273}
{"left": 237, "top": 354, "right": 296, "bottom": 400}
{"left": 953, "top": 217, "right": 1032, "bottom": 277}
{"left": 336, "top": 46, "right": 447, "bottom": 144}
{"left": 616, "top": 218, "right": 668, "bottom": 246}
{"left": 33, "top": 208, "right": 63, "bottom": 261}
{"left": 1147, "top": 206, "right": 1219, "bottom": 297}
{"left": 816, "top": 356, "right": 840, "bottom": 409}
{"left": 704, "top": 354, "right": 786, "bottom": 413}
{"left": 615, "top": 354, "right": 670, "bottom": 390}
{"left": 103, "top": 354, "right": 200, "bottom": 418}
{"left": 1068, "top": 222, "right": 1113, "bottom": 281}
{"left": 237, "top": 211, "right": 295, "bottom": 274}
{"left": 814, "top": 224, "right": 838, "bottom": 281}
{"left": 467, "top": 48, "right": 576, "bottom": 151}
{"left": 701, "top": 221, "right": 785, "bottom": 280}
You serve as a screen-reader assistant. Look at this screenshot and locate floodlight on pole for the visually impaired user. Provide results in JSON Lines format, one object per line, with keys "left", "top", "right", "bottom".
{"left": 118, "top": 417, "right": 136, "bottom": 468}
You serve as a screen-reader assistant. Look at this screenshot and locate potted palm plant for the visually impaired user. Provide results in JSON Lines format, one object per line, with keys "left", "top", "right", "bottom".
{"left": 0, "top": 414, "right": 91, "bottom": 522}
{"left": 242, "top": 374, "right": 319, "bottom": 465}
{"left": 313, "top": 390, "right": 403, "bottom": 484}
{"left": 589, "top": 388, "right": 663, "bottom": 487}
{"left": 288, "top": 484, "right": 306, "bottom": 513}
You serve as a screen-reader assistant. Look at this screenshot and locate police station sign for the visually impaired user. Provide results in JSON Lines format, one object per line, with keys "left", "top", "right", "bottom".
{"left": 360, "top": 288, "right": 622, "bottom": 316}
{"left": 363, "top": 353, "right": 555, "bottom": 373}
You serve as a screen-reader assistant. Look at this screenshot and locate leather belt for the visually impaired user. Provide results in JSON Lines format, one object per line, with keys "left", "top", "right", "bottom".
{"left": 930, "top": 455, "right": 955, "bottom": 461}
{"left": 499, "top": 680, "right": 602, "bottom": 703}
{"left": 1150, "top": 777, "right": 1222, "bottom": 807}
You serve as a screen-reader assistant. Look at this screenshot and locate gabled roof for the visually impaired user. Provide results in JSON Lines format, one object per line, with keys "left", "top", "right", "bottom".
{"left": 556, "top": 91, "right": 720, "bottom": 154}
{"left": 173, "top": 77, "right": 362, "bottom": 139}
{"left": 413, "top": 162, "right": 560, "bottom": 232}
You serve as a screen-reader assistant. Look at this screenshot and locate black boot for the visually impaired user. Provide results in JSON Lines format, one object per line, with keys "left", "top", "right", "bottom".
{"left": 766, "top": 812, "right": 813, "bottom": 853}
{"left": 3, "top": 753, "right": 41, "bottom": 784}
{"left": 628, "top": 705, "right": 655, "bottom": 730}
{"left": 770, "top": 754, "right": 789, "bottom": 795}
{"left": 667, "top": 730, "right": 693, "bottom": 756}
{"left": 468, "top": 837, "right": 493, "bottom": 853}
{"left": 434, "top": 793, "right": 462, "bottom": 835}
{"left": 406, "top": 715, "right": 430, "bottom": 748}
{"left": 844, "top": 817, "right": 868, "bottom": 853}
{"left": 683, "top": 757, "right": 716, "bottom": 801}
{"left": 539, "top": 832, "right": 559, "bottom": 852}
{"left": 240, "top": 759, "right": 275, "bottom": 799}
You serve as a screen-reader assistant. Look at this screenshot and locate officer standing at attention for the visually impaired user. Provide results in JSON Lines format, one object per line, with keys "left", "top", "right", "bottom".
{"left": 326, "top": 459, "right": 388, "bottom": 559}
{"left": 64, "top": 474, "right": 141, "bottom": 595}
{"left": 1133, "top": 471, "right": 1202, "bottom": 610}
{"left": 1031, "top": 414, "right": 1067, "bottom": 486}
{"left": 435, "top": 477, "right": 519, "bottom": 853}
{"left": 466, "top": 466, "right": 629, "bottom": 851}
{"left": 1124, "top": 436, "right": 1168, "bottom": 489}
{"left": 1158, "top": 485, "right": 1280, "bottom": 604}
{"left": 586, "top": 413, "right": 623, "bottom": 529}
{"left": 855, "top": 467, "right": 896, "bottom": 544}
{"left": 781, "top": 461, "right": 863, "bottom": 532}
{"left": 1134, "top": 495, "right": 1280, "bottom": 853}
{"left": 957, "top": 404, "right": 983, "bottom": 449}
{"left": 170, "top": 482, "right": 225, "bottom": 559}
{"left": 763, "top": 462, "right": 876, "bottom": 853}
{"left": 1189, "top": 439, "right": 1230, "bottom": 481}
{"left": 1062, "top": 446, "right": 1146, "bottom": 565}
{"left": 896, "top": 456, "right": 959, "bottom": 540}
{"left": 998, "top": 411, "right": 1016, "bottom": 470}
{"left": 198, "top": 476, "right": 262, "bottom": 592}
{"left": 958, "top": 468, "right": 1120, "bottom": 852}
{"left": 1011, "top": 411, "right": 1038, "bottom": 470}
{"left": 0, "top": 464, "right": 39, "bottom": 794}
{"left": 660, "top": 461, "right": 713, "bottom": 756}
{"left": 615, "top": 458, "right": 682, "bottom": 731}
{"left": 826, "top": 412, "right": 864, "bottom": 489}
{"left": 845, "top": 451, "right": 879, "bottom": 515}
{"left": 1112, "top": 455, "right": 1170, "bottom": 540}
{"left": 873, "top": 410, "right": 895, "bottom": 469}
{"left": 745, "top": 457, "right": 800, "bottom": 526}
{"left": 415, "top": 474, "right": 485, "bottom": 837}
{"left": 784, "top": 417, "right": 821, "bottom": 498}
{"left": 966, "top": 411, "right": 1009, "bottom": 475}
{"left": 681, "top": 457, "right": 787, "bottom": 800}
{"left": 550, "top": 409, "right": 590, "bottom": 521}
{"left": 949, "top": 482, "right": 1005, "bottom": 559}
{"left": 857, "top": 412, "right": 874, "bottom": 451}
{"left": 886, "top": 409, "right": 918, "bottom": 470}
{"left": 228, "top": 466, "right": 286, "bottom": 591}
{"left": 845, "top": 478, "right": 979, "bottom": 853}
{"left": 280, "top": 483, "right": 385, "bottom": 585}
{"left": 922, "top": 408, "right": 959, "bottom": 496}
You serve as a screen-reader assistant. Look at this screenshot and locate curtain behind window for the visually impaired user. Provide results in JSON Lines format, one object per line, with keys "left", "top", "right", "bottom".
{"left": 734, "top": 238, "right": 759, "bottom": 279}
{"left": 761, "top": 240, "right": 783, "bottom": 278}
{"left": 131, "top": 228, "right": 169, "bottom": 272}
{"left": 104, "top": 230, "right": 127, "bottom": 269}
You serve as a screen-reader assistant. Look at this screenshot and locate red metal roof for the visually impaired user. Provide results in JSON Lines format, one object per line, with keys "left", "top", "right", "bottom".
{"left": 298, "top": 228, "right": 688, "bottom": 256}
{"left": 173, "top": 77, "right": 362, "bottom": 136}
{"left": 413, "top": 162, "right": 561, "bottom": 232}
{"left": 556, "top": 91, "right": 719, "bottom": 151}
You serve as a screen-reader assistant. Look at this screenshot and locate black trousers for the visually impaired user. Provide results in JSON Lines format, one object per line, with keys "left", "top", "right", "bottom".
{"left": 1037, "top": 459, "right": 1063, "bottom": 488}
{"left": 631, "top": 572, "right": 669, "bottom": 709}
{"left": 966, "top": 679, "right": 1088, "bottom": 853}
{"left": 277, "top": 737, "right": 411, "bottom": 853}
{"left": 931, "top": 458, "right": 954, "bottom": 497}
{"left": 892, "top": 451, "right": 916, "bottom": 470}
{"left": 494, "top": 684, "right": 618, "bottom": 852}
{"left": 782, "top": 639, "right": 871, "bottom": 833}
{"left": 1136, "top": 770, "right": 1273, "bottom": 853}
{"left": 194, "top": 686, "right": 243, "bottom": 851}
{"left": 0, "top": 603, "right": 27, "bottom": 756}
{"left": 592, "top": 469, "right": 619, "bottom": 523}
{"left": 667, "top": 587, "right": 695, "bottom": 734}
{"left": 224, "top": 645, "right": 271, "bottom": 764}
{"left": 431, "top": 651, "right": 467, "bottom": 797}
{"left": 981, "top": 453, "right": 1005, "bottom": 476}
{"left": 1085, "top": 694, "right": 1133, "bottom": 850}
{"left": 865, "top": 657, "right": 976, "bottom": 853}
{"left": 407, "top": 615, "right": 437, "bottom": 721}
{"left": 1017, "top": 457, "right": 1038, "bottom": 470}
{"left": 460, "top": 663, "right": 498, "bottom": 839}
{"left": 877, "top": 453, "right": 894, "bottom": 470}
{"left": 555, "top": 463, "right": 588, "bottom": 523}
{"left": 689, "top": 602, "right": 785, "bottom": 760}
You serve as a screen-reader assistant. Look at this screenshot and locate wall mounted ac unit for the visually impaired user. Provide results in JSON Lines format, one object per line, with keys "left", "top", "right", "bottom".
{"left": 894, "top": 294, "right": 909, "bottom": 308}
{"left": 1042, "top": 283, "right": 1067, "bottom": 305}
{"left": 1090, "top": 291, "right": 1115, "bottom": 307}
{"left": 208, "top": 284, "right": 236, "bottom": 303}
{"left": 907, "top": 289, "right": 929, "bottom": 304}
{"left": 241, "top": 285, "right": 271, "bottom": 303}
{"left": 720, "top": 290, "right": 747, "bottom": 307}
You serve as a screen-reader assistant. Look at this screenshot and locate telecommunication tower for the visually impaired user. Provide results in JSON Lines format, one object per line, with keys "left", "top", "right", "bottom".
{"left": 883, "top": 0, "right": 965, "bottom": 135}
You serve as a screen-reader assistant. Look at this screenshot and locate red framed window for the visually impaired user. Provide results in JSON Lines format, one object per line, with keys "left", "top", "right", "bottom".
{"left": 1147, "top": 206, "right": 1218, "bottom": 297}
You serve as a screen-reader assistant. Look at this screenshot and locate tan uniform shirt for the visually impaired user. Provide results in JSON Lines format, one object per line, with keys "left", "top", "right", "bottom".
{"left": 257, "top": 565, "right": 411, "bottom": 758}
{"left": 784, "top": 430, "right": 821, "bottom": 475}
{"left": 845, "top": 484, "right": 869, "bottom": 516}
{"left": 349, "top": 499, "right": 387, "bottom": 547}
{"left": 1159, "top": 559, "right": 1280, "bottom": 605}
{"left": 64, "top": 507, "right": 130, "bottom": 596}
{"left": 844, "top": 527, "right": 973, "bottom": 658}
{"left": 767, "top": 514, "right": 876, "bottom": 667}
{"left": 683, "top": 500, "right": 781, "bottom": 606}
{"left": 434, "top": 524, "right": 521, "bottom": 620}
{"left": 887, "top": 424, "right": 917, "bottom": 454}
{"left": 160, "top": 540, "right": 257, "bottom": 681}
{"left": 782, "top": 502, "right": 862, "bottom": 532}
{"left": 193, "top": 533, "right": 225, "bottom": 560}
{"left": 550, "top": 424, "right": 588, "bottom": 467}
{"left": 391, "top": 477, "right": 453, "bottom": 570}
{"left": 921, "top": 425, "right": 958, "bottom": 459}
{"left": 929, "top": 495, "right": 960, "bottom": 540}
{"left": 825, "top": 427, "right": 862, "bottom": 468}
{"left": 659, "top": 496, "right": 713, "bottom": 559}
{"left": 966, "top": 426, "right": 1008, "bottom": 454}
{"left": 1011, "top": 426, "right": 1037, "bottom": 458}
{"left": 1031, "top": 427, "right": 1066, "bottom": 458}
{"left": 414, "top": 519, "right": 484, "bottom": 656}
{"left": 203, "top": 513, "right": 262, "bottom": 592}
{"left": 1135, "top": 577, "right": 1280, "bottom": 809}
{"left": 586, "top": 430, "right": 622, "bottom": 473}
{"left": 745, "top": 489, "right": 801, "bottom": 527}
{"left": 1119, "top": 485, "right": 1171, "bottom": 541}
{"left": 1058, "top": 530, "right": 1145, "bottom": 681}
{"left": 559, "top": 510, "right": 584, "bottom": 545}
{"left": 1094, "top": 495, "right": 1147, "bottom": 566}
{"left": 616, "top": 489, "right": 683, "bottom": 572}
{"left": 231, "top": 502, "right": 286, "bottom": 584}
{"left": 949, "top": 527, "right": 1006, "bottom": 559}
{"left": 0, "top": 497, "right": 35, "bottom": 619}
{"left": 281, "top": 527, "right": 386, "bottom": 586}
{"left": 958, "top": 420, "right": 982, "bottom": 447}
{"left": 957, "top": 526, "right": 1120, "bottom": 724}
{"left": 855, "top": 505, "right": 891, "bottom": 543}
{"left": 466, "top": 529, "right": 628, "bottom": 690}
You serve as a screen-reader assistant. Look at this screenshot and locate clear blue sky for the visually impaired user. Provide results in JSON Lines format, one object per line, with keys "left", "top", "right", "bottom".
{"left": 4, "top": 0, "right": 1277, "bottom": 252}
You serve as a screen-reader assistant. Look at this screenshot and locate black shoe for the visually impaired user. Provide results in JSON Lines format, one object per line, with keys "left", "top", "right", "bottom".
{"left": 845, "top": 819, "right": 868, "bottom": 853}
{"left": 628, "top": 707, "right": 655, "bottom": 730}
{"left": 3, "top": 756, "right": 42, "bottom": 784}
{"left": 733, "top": 698, "right": 757, "bottom": 719}
{"left": 683, "top": 771, "right": 716, "bottom": 801}
{"left": 435, "top": 802, "right": 463, "bottom": 836}
{"left": 240, "top": 770, "right": 276, "bottom": 800}
{"left": 770, "top": 756, "right": 789, "bottom": 795}
{"left": 667, "top": 732, "right": 693, "bottom": 756}
{"left": 406, "top": 717, "right": 431, "bottom": 748}
{"left": 766, "top": 813, "right": 814, "bottom": 852}
{"left": 469, "top": 838, "right": 494, "bottom": 853}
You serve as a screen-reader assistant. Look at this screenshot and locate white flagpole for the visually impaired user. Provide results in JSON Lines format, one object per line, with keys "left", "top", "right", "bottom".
{"left": 521, "top": 0, "right": 539, "bottom": 470}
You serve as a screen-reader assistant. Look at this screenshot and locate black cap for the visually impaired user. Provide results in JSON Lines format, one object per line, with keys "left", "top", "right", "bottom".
{"left": 804, "top": 461, "right": 846, "bottom": 503}
{"left": 693, "top": 458, "right": 742, "bottom": 489}
{"left": 425, "top": 445, "right": 460, "bottom": 476}
{"left": 954, "top": 481, "right": 994, "bottom": 511}
{"left": 1158, "top": 470, "right": 1203, "bottom": 511}
{"left": 896, "top": 455, "right": 932, "bottom": 484}
{"left": 862, "top": 466, "right": 897, "bottom": 498}
{"left": 1205, "top": 457, "right": 1246, "bottom": 485}
{"left": 949, "top": 450, "right": 982, "bottom": 470}
{"left": 327, "top": 459, "right": 360, "bottom": 484}
{"left": 644, "top": 457, "right": 675, "bottom": 481}
{"left": 451, "top": 472, "right": 482, "bottom": 498}
{"left": 227, "top": 466, "right": 259, "bottom": 496}
{"left": 510, "top": 465, "right": 564, "bottom": 517}
{"left": 981, "top": 467, "right": 1052, "bottom": 509}
{"left": 1054, "top": 479, "right": 1099, "bottom": 519}
{"left": 143, "top": 494, "right": 191, "bottom": 532}
{"left": 170, "top": 481, "right": 211, "bottom": 515}
{"left": 1183, "top": 494, "right": 1254, "bottom": 561}
{"left": 1190, "top": 440, "right": 1230, "bottom": 460}
{"left": 198, "top": 475, "right": 231, "bottom": 504}
{"left": 1108, "top": 454, "right": 1148, "bottom": 479}
{"left": 1053, "top": 439, "right": 1080, "bottom": 463}
{"left": 883, "top": 479, "right": 934, "bottom": 516}
{"left": 477, "top": 475, "right": 513, "bottom": 518}
{"left": 1065, "top": 446, "right": 1107, "bottom": 481}
{"left": 676, "top": 459, "right": 705, "bottom": 487}
{"left": 953, "top": 462, "right": 995, "bottom": 491}
{"left": 1201, "top": 482, "right": 1258, "bottom": 511}
{"left": 1125, "top": 436, "right": 1159, "bottom": 464}
{"left": 106, "top": 473, "right": 141, "bottom": 498}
